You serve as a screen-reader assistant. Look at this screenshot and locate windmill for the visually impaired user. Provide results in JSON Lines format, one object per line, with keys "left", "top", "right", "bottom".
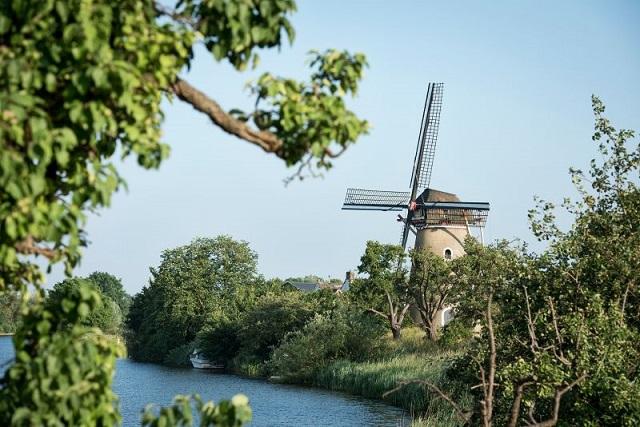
{"left": 342, "top": 83, "right": 489, "bottom": 260}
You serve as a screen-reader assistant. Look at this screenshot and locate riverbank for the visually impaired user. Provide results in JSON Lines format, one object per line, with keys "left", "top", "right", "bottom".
{"left": 244, "top": 328, "right": 470, "bottom": 426}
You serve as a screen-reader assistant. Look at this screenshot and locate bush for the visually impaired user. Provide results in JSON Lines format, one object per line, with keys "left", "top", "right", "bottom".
{"left": 268, "top": 307, "right": 385, "bottom": 382}
{"left": 234, "top": 293, "right": 315, "bottom": 362}
{"left": 0, "top": 285, "right": 124, "bottom": 425}
{"left": 197, "top": 316, "right": 241, "bottom": 364}
{"left": 164, "top": 341, "right": 197, "bottom": 367}
{"left": 439, "top": 317, "right": 473, "bottom": 348}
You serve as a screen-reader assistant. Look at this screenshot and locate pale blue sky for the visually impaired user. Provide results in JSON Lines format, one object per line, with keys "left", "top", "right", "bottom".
{"left": 48, "top": 0, "right": 640, "bottom": 294}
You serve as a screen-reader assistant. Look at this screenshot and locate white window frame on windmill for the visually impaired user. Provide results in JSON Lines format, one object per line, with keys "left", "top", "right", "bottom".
{"left": 443, "top": 247, "right": 453, "bottom": 260}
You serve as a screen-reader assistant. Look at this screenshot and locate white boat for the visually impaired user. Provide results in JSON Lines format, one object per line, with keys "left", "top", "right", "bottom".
{"left": 189, "top": 350, "right": 224, "bottom": 369}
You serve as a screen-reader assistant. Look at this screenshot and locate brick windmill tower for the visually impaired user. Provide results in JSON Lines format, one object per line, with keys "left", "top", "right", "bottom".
{"left": 342, "top": 83, "right": 489, "bottom": 259}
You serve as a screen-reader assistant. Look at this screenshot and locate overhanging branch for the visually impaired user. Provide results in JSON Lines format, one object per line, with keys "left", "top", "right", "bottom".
{"left": 171, "top": 78, "right": 284, "bottom": 157}
{"left": 15, "top": 236, "right": 58, "bottom": 260}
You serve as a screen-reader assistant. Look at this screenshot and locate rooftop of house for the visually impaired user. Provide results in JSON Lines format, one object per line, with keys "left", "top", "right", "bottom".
{"left": 284, "top": 281, "right": 321, "bottom": 293}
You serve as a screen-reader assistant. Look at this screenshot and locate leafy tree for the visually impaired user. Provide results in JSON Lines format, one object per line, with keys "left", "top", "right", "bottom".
{"left": 436, "top": 98, "right": 640, "bottom": 426}
{"left": 198, "top": 315, "right": 242, "bottom": 365}
{"left": 350, "top": 241, "right": 410, "bottom": 340}
{"left": 47, "top": 278, "right": 123, "bottom": 334}
{"left": 234, "top": 292, "right": 315, "bottom": 363}
{"left": 1, "top": 0, "right": 368, "bottom": 423}
{"left": 127, "top": 236, "right": 259, "bottom": 362}
{"left": 0, "top": 0, "right": 368, "bottom": 293}
{"left": 86, "top": 271, "right": 132, "bottom": 318}
{"left": 407, "top": 249, "right": 457, "bottom": 341}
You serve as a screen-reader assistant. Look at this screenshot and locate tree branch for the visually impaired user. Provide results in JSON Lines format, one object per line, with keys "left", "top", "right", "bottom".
{"left": 171, "top": 78, "right": 284, "bottom": 156}
{"left": 367, "top": 308, "right": 389, "bottom": 320}
{"left": 507, "top": 380, "right": 534, "bottom": 427}
{"left": 526, "top": 375, "right": 587, "bottom": 427}
{"left": 15, "top": 236, "right": 58, "bottom": 260}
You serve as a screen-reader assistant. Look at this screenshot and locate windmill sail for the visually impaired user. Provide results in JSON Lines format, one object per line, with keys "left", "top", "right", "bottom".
{"left": 342, "top": 188, "right": 410, "bottom": 211}
{"left": 411, "top": 83, "right": 444, "bottom": 192}
{"left": 400, "top": 83, "right": 444, "bottom": 250}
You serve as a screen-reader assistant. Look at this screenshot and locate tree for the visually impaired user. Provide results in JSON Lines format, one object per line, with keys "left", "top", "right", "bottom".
{"left": 234, "top": 292, "right": 315, "bottom": 363}
{"left": 47, "top": 278, "right": 123, "bottom": 334}
{"left": 350, "top": 241, "right": 410, "bottom": 340}
{"left": 2, "top": 1, "right": 368, "bottom": 423}
{"left": 430, "top": 98, "right": 640, "bottom": 426}
{"left": 127, "top": 236, "right": 260, "bottom": 362}
{"left": 406, "top": 249, "right": 457, "bottom": 341}
{"left": 86, "top": 271, "right": 132, "bottom": 318}
{"left": 0, "top": 0, "right": 369, "bottom": 293}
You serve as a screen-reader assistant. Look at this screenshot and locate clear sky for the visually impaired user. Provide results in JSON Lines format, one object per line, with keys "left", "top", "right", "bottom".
{"left": 47, "top": 0, "right": 640, "bottom": 295}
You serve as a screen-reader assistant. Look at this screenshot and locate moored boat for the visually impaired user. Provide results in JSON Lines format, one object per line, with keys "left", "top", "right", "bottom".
{"left": 189, "top": 350, "right": 224, "bottom": 369}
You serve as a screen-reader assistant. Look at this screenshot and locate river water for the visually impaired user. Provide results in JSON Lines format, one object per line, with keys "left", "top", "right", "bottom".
{"left": 0, "top": 336, "right": 408, "bottom": 426}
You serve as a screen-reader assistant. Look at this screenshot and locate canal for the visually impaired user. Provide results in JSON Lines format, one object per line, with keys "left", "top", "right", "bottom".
{"left": 0, "top": 336, "right": 408, "bottom": 426}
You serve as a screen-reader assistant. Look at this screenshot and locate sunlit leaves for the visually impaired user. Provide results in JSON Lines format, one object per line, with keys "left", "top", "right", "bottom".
{"left": 0, "top": 0, "right": 194, "bottom": 290}
{"left": 243, "top": 50, "right": 369, "bottom": 170}
{"left": 176, "top": 0, "right": 296, "bottom": 70}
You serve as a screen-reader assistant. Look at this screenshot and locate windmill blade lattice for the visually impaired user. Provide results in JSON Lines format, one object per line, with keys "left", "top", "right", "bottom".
{"left": 412, "top": 83, "right": 444, "bottom": 191}
{"left": 342, "top": 188, "right": 410, "bottom": 211}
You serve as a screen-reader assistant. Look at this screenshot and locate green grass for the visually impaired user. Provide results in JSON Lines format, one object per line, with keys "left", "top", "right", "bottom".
{"left": 312, "top": 327, "right": 471, "bottom": 426}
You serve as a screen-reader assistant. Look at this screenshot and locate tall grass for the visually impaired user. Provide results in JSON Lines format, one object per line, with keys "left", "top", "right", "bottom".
{"left": 312, "top": 328, "right": 471, "bottom": 426}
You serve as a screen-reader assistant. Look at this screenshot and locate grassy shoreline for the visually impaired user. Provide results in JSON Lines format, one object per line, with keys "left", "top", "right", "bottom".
{"left": 268, "top": 328, "right": 470, "bottom": 426}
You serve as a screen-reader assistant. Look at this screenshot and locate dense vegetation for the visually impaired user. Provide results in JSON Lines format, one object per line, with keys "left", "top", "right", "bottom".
{"left": 46, "top": 273, "right": 130, "bottom": 335}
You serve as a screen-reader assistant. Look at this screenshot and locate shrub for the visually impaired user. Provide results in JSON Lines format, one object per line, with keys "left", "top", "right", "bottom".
{"left": 234, "top": 293, "right": 315, "bottom": 362}
{"left": 164, "top": 341, "right": 197, "bottom": 367}
{"left": 268, "top": 308, "right": 385, "bottom": 382}
{"left": 197, "top": 317, "right": 241, "bottom": 364}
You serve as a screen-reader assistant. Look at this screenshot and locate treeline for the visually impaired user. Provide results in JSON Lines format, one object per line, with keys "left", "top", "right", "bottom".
{"left": 124, "top": 235, "right": 383, "bottom": 378}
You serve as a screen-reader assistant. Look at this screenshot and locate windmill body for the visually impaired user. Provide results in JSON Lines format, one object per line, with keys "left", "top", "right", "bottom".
{"left": 342, "top": 83, "right": 489, "bottom": 259}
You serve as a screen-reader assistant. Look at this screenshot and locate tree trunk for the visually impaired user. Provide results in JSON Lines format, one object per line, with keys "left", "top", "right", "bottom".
{"left": 418, "top": 309, "right": 439, "bottom": 341}
{"left": 427, "top": 322, "right": 439, "bottom": 341}
{"left": 391, "top": 324, "right": 402, "bottom": 340}
{"left": 421, "top": 315, "right": 439, "bottom": 341}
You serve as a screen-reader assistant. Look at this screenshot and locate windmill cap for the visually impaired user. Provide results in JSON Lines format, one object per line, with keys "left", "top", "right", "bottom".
{"left": 418, "top": 188, "right": 460, "bottom": 202}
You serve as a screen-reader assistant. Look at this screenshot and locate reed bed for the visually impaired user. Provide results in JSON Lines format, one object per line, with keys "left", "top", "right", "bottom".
{"left": 312, "top": 328, "right": 471, "bottom": 426}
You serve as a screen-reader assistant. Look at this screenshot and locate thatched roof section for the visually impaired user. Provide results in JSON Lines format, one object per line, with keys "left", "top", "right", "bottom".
{"left": 418, "top": 188, "right": 460, "bottom": 202}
